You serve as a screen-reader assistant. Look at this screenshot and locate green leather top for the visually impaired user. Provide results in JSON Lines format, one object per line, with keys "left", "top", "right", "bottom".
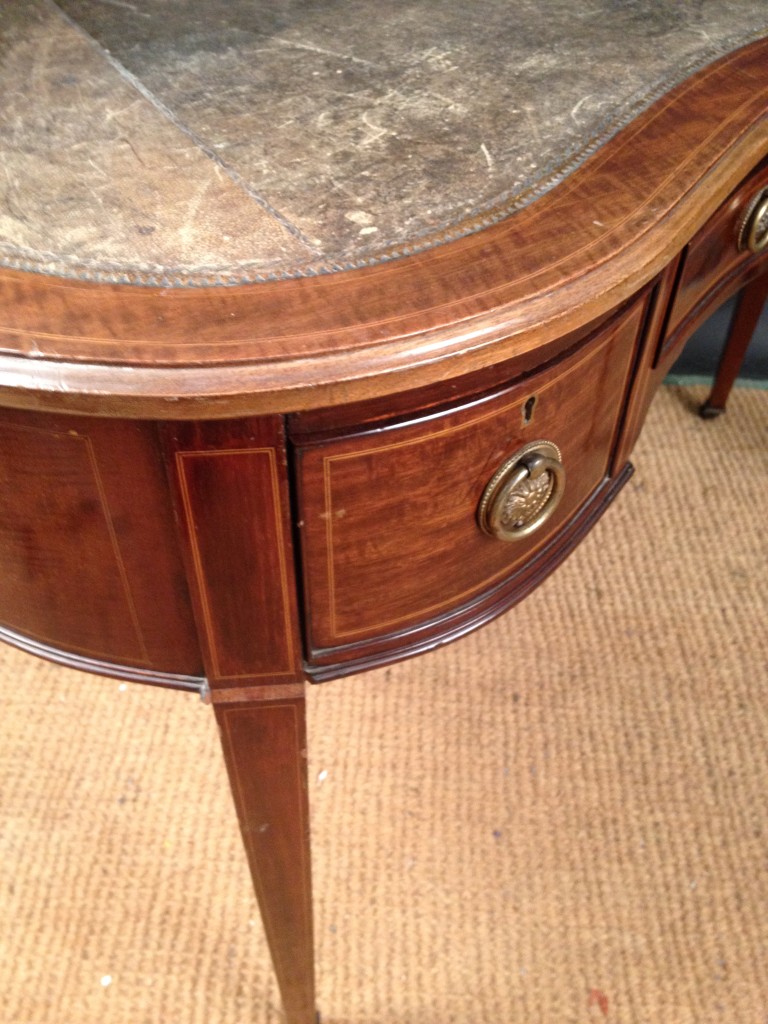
{"left": 1, "top": 0, "right": 766, "bottom": 286}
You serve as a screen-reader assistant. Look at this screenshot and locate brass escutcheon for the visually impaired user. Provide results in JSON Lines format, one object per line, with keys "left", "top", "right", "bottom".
{"left": 478, "top": 440, "right": 565, "bottom": 541}
{"left": 738, "top": 188, "right": 768, "bottom": 254}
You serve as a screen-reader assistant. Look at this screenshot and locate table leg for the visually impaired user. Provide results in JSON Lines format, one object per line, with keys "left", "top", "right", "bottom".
{"left": 699, "top": 272, "right": 768, "bottom": 418}
{"left": 162, "top": 418, "right": 317, "bottom": 1020}
{"left": 214, "top": 690, "right": 316, "bottom": 1024}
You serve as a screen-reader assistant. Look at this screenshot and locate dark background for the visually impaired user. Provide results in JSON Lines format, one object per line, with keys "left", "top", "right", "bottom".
{"left": 672, "top": 290, "right": 768, "bottom": 383}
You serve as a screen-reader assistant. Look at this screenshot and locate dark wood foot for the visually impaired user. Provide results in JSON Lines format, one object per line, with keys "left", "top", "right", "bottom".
{"left": 698, "top": 400, "right": 725, "bottom": 419}
{"left": 215, "top": 692, "right": 316, "bottom": 1024}
{"left": 702, "top": 272, "right": 768, "bottom": 417}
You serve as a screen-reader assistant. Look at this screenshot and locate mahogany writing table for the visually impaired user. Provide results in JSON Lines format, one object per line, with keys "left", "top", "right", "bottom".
{"left": 1, "top": 4, "right": 767, "bottom": 1021}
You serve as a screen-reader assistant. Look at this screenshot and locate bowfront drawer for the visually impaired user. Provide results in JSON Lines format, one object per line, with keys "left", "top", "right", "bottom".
{"left": 295, "top": 297, "right": 645, "bottom": 674}
{"left": 661, "top": 160, "right": 768, "bottom": 362}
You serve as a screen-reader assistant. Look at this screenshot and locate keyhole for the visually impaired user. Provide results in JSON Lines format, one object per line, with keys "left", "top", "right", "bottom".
{"left": 523, "top": 395, "right": 537, "bottom": 424}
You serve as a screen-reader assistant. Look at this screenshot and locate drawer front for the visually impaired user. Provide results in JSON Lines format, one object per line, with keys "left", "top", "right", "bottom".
{"left": 295, "top": 298, "right": 644, "bottom": 667}
{"left": 662, "top": 160, "right": 768, "bottom": 361}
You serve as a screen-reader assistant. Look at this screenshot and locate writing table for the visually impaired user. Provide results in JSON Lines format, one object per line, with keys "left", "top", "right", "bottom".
{"left": 1, "top": 4, "right": 767, "bottom": 1021}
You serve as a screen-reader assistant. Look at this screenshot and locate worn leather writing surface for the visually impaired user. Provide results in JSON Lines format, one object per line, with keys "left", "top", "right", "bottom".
{"left": 1, "top": 0, "right": 767, "bottom": 285}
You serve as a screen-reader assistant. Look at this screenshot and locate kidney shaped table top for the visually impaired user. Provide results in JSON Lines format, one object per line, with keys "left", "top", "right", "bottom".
{"left": 1, "top": 3, "right": 767, "bottom": 1022}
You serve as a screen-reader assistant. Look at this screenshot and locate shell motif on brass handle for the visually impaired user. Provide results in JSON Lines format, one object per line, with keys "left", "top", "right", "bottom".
{"left": 478, "top": 440, "right": 565, "bottom": 541}
{"left": 738, "top": 188, "right": 768, "bottom": 254}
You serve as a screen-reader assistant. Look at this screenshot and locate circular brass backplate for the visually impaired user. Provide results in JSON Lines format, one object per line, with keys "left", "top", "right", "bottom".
{"left": 738, "top": 188, "right": 768, "bottom": 254}
{"left": 478, "top": 440, "right": 565, "bottom": 542}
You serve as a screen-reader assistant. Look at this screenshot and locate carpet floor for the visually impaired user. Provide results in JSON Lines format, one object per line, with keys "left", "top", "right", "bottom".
{"left": 1, "top": 385, "right": 766, "bottom": 1024}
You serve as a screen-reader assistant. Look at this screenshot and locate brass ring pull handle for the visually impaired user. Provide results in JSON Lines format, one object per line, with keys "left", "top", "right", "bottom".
{"left": 738, "top": 189, "right": 768, "bottom": 254}
{"left": 478, "top": 440, "right": 565, "bottom": 541}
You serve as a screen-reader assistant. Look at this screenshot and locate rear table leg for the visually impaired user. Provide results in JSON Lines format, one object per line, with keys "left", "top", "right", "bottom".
{"left": 700, "top": 273, "right": 768, "bottom": 418}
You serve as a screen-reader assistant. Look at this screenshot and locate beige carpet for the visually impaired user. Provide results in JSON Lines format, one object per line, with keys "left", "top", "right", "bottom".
{"left": 1, "top": 385, "right": 766, "bottom": 1024}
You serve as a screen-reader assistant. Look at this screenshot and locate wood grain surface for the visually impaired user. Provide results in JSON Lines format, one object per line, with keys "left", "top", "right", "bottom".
{"left": 296, "top": 297, "right": 644, "bottom": 668}
{"left": 0, "top": 407, "right": 200, "bottom": 677}
{"left": 215, "top": 695, "right": 316, "bottom": 1024}
{"left": 161, "top": 416, "right": 303, "bottom": 690}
